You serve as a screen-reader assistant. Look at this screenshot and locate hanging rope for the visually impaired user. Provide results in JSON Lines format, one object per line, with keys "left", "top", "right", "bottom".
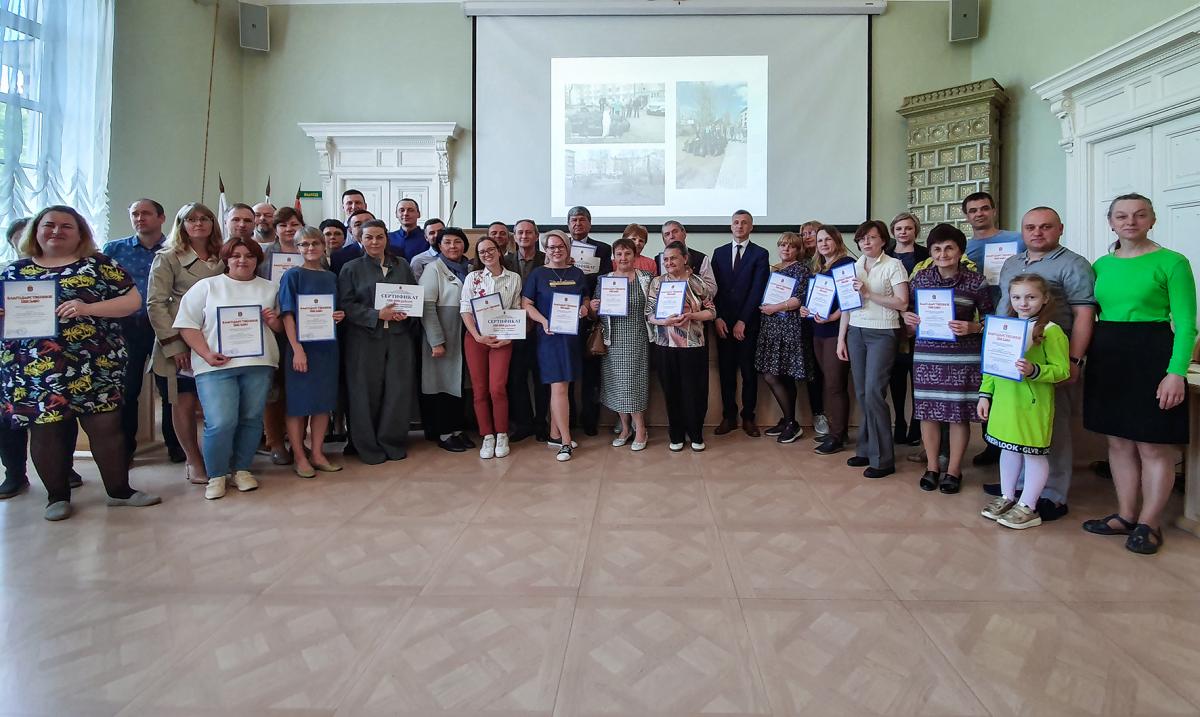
{"left": 199, "top": 1, "right": 221, "bottom": 203}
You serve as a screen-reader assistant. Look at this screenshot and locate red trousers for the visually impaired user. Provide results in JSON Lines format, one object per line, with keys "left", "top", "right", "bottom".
{"left": 464, "top": 336, "right": 513, "bottom": 436}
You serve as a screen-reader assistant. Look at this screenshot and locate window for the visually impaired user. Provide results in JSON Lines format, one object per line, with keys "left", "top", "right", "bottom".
{"left": 0, "top": 0, "right": 43, "bottom": 175}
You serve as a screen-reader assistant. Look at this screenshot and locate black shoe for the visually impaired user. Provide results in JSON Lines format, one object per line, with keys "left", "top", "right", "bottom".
{"left": 508, "top": 428, "right": 533, "bottom": 444}
{"left": 919, "top": 471, "right": 939, "bottom": 492}
{"left": 864, "top": 466, "right": 895, "bottom": 479}
{"left": 68, "top": 472, "right": 83, "bottom": 489}
{"left": 0, "top": 475, "right": 29, "bottom": 500}
{"left": 456, "top": 434, "right": 476, "bottom": 449}
{"left": 438, "top": 437, "right": 467, "bottom": 453}
{"left": 938, "top": 473, "right": 962, "bottom": 494}
{"left": 982, "top": 482, "right": 1001, "bottom": 497}
{"left": 167, "top": 446, "right": 187, "bottom": 464}
{"left": 777, "top": 421, "right": 801, "bottom": 444}
{"left": 342, "top": 441, "right": 358, "bottom": 456}
{"left": 846, "top": 456, "right": 870, "bottom": 468}
{"left": 534, "top": 429, "right": 550, "bottom": 443}
{"left": 1035, "top": 498, "right": 1069, "bottom": 522}
{"left": 814, "top": 438, "right": 844, "bottom": 455}
{"left": 972, "top": 445, "right": 1000, "bottom": 466}
{"left": 582, "top": 424, "right": 599, "bottom": 437}
{"left": 763, "top": 418, "right": 788, "bottom": 437}
{"left": 893, "top": 425, "right": 909, "bottom": 445}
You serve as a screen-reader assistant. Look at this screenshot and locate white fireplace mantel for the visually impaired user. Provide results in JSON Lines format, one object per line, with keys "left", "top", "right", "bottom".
{"left": 298, "top": 121, "right": 461, "bottom": 223}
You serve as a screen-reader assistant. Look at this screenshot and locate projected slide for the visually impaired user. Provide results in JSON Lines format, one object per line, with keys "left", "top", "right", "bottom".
{"left": 551, "top": 56, "right": 767, "bottom": 219}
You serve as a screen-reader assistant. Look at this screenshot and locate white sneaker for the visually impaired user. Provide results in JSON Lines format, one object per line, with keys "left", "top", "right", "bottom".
{"left": 480, "top": 435, "right": 496, "bottom": 459}
{"left": 556, "top": 445, "right": 573, "bottom": 462}
{"left": 494, "top": 433, "right": 510, "bottom": 458}
{"left": 233, "top": 470, "right": 258, "bottom": 492}
{"left": 669, "top": 442, "right": 684, "bottom": 452}
{"left": 205, "top": 475, "right": 227, "bottom": 500}
{"left": 691, "top": 441, "right": 706, "bottom": 452}
{"left": 814, "top": 414, "right": 830, "bottom": 437}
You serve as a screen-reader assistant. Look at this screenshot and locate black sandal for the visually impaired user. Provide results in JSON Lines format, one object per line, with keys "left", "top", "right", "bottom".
{"left": 919, "top": 471, "right": 939, "bottom": 492}
{"left": 1081, "top": 513, "right": 1136, "bottom": 536}
{"left": 1125, "top": 524, "right": 1164, "bottom": 555}
{"left": 938, "top": 473, "right": 962, "bottom": 495}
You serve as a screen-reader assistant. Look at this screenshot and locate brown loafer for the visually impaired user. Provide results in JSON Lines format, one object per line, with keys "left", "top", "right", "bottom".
{"left": 743, "top": 422, "right": 761, "bottom": 438}
{"left": 714, "top": 418, "right": 737, "bottom": 435}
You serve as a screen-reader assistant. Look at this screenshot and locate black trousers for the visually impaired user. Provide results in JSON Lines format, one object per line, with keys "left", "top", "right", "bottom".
{"left": 716, "top": 327, "right": 759, "bottom": 422}
{"left": 507, "top": 333, "right": 548, "bottom": 434}
{"left": 0, "top": 421, "right": 27, "bottom": 482}
{"left": 119, "top": 318, "right": 180, "bottom": 457}
{"left": 657, "top": 345, "right": 709, "bottom": 444}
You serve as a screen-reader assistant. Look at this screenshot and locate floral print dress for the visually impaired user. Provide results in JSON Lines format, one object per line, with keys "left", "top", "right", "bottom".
{"left": 1, "top": 255, "right": 134, "bottom": 426}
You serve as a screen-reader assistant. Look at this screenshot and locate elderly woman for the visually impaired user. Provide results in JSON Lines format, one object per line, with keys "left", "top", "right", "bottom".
{"left": 461, "top": 235, "right": 523, "bottom": 459}
{"left": 1083, "top": 193, "right": 1197, "bottom": 555}
{"left": 420, "top": 227, "right": 473, "bottom": 452}
{"left": 523, "top": 230, "right": 590, "bottom": 461}
{"left": 647, "top": 240, "right": 717, "bottom": 452}
{"left": 756, "top": 232, "right": 813, "bottom": 444}
{"left": 888, "top": 211, "right": 928, "bottom": 447}
{"left": 900, "top": 223, "right": 992, "bottom": 494}
{"left": 588, "top": 237, "right": 652, "bottom": 450}
{"left": 837, "top": 220, "right": 910, "bottom": 479}
{"left": 146, "top": 202, "right": 225, "bottom": 485}
{"left": 0, "top": 205, "right": 161, "bottom": 520}
{"left": 174, "top": 236, "right": 282, "bottom": 500}
{"left": 338, "top": 220, "right": 418, "bottom": 464}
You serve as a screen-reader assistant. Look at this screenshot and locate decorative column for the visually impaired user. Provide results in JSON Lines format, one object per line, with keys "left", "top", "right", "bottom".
{"left": 897, "top": 79, "right": 1009, "bottom": 232}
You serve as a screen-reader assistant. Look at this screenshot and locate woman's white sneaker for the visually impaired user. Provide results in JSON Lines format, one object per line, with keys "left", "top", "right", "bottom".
{"left": 234, "top": 471, "right": 258, "bottom": 492}
{"left": 480, "top": 435, "right": 496, "bottom": 459}
{"left": 494, "top": 433, "right": 510, "bottom": 458}
{"left": 205, "top": 475, "right": 227, "bottom": 500}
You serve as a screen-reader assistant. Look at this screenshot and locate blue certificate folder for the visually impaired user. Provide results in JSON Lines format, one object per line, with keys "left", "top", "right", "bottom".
{"left": 981, "top": 315, "right": 1029, "bottom": 382}
{"left": 915, "top": 288, "right": 956, "bottom": 342}
{"left": 216, "top": 305, "right": 265, "bottom": 358}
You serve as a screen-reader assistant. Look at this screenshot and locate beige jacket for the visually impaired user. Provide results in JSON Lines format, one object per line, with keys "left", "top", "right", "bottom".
{"left": 146, "top": 247, "right": 224, "bottom": 398}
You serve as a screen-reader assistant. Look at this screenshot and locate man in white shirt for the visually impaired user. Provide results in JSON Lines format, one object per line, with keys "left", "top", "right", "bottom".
{"left": 251, "top": 202, "right": 275, "bottom": 248}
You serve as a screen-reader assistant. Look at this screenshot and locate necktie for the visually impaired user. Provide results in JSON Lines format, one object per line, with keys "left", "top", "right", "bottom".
{"left": 733, "top": 243, "right": 743, "bottom": 272}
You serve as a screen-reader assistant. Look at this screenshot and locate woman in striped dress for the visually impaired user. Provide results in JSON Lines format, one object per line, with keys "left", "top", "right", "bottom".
{"left": 901, "top": 224, "right": 993, "bottom": 494}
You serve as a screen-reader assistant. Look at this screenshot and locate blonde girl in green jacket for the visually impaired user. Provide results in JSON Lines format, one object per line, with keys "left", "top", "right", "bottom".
{"left": 977, "top": 274, "right": 1070, "bottom": 530}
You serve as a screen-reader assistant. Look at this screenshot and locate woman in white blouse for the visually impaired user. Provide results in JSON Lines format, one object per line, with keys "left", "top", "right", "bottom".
{"left": 836, "top": 220, "right": 910, "bottom": 479}
{"left": 461, "top": 236, "right": 523, "bottom": 459}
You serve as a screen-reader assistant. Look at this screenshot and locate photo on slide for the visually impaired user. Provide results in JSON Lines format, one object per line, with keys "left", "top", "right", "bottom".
{"left": 564, "top": 83, "right": 665, "bottom": 144}
{"left": 565, "top": 148, "right": 665, "bottom": 207}
{"left": 675, "top": 81, "right": 748, "bottom": 190}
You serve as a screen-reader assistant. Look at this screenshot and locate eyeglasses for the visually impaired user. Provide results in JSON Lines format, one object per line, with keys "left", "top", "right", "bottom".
{"left": 478, "top": 248, "right": 499, "bottom": 257}
{"left": 297, "top": 241, "right": 323, "bottom": 249}
{"left": 546, "top": 244, "right": 567, "bottom": 251}
{"left": 185, "top": 216, "right": 213, "bottom": 224}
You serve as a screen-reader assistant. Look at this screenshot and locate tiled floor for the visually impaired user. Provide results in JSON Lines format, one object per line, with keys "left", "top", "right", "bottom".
{"left": 2, "top": 430, "right": 1199, "bottom": 717}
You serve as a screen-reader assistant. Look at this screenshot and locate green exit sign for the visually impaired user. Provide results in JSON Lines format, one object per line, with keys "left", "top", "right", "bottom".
{"left": 298, "top": 190, "right": 322, "bottom": 199}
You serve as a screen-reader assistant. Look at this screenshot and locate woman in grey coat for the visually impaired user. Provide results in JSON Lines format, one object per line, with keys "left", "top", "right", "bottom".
{"left": 419, "top": 227, "right": 472, "bottom": 452}
{"left": 337, "top": 220, "right": 418, "bottom": 464}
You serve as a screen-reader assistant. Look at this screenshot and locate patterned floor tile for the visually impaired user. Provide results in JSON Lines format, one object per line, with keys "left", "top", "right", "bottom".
{"left": 722, "top": 526, "right": 893, "bottom": 599}
{"left": 357, "top": 476, "right": 497, "bottom": 523}
{"left": 705, "top": 479, "right": 834, "bottom": 527}
{"left": 597, "top": 479, "right": 712, "bottom": 525}
{"left": 423, "top": 523, "right": 591, "bottom": 596}
{"left": 555, "top": 597, "right": 770, "bottom": 717}
{"left": 581, "top": 525, "right": 736, "bottom": 597}
{"left": 335, "top": 596, "right": 574, "bottom": 716}
{"left": 473, "top": 479, "right": 601, "bottom": 524}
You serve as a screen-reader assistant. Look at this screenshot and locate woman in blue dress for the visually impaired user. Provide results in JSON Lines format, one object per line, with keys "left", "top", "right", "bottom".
{"left": 521, "top": 230, "right": 589, "bottom": 462}
{"left": 279, "top": 227, "right": 345, "bottom": 478}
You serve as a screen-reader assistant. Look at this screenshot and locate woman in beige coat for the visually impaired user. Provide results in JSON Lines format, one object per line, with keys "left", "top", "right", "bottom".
{"left": 146, "top": 202, "right": 225, "bottom": 483}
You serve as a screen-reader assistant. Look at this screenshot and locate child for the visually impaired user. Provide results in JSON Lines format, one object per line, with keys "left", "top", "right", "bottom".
{"left": 977, "top": 274, "right": 1070, "bottom": 529}
{"left": 279, "top": 227, "right": 345, "bottom": 477}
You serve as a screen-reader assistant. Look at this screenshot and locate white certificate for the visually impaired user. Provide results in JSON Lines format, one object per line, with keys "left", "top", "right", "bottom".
{"left": 470, "top": 292, "right": 505, "bottom": 323}
{"left": 598, "top": 276, "right": 629, "bottom": 317}
{"left": 374, "top": 283, "right": 424, "bottom": 318}
{"left": 831, "top": 263, "right": 862, "bottom": 311}
{"left": 916, "top": 288, "right": 956, "bottom": 342}
{"left": 981, "top": 315, "right": 1029, "bottom": 382}
{"left": 654, "top": 280, "right": 688, "bottom": 320}
{"left": 807, "top": 274, "right": 837, "bottom": 319}
{"left": 480, "top": 309, "right": 526, "bottom": 340}
{"left": 269, "top": 252, "right": 303, "bottom": 285}
{"left": 762, "top": 271, "right": 798, "bottom": 306}
{"left": 983, "top": 241, "right": 1018, "bottom": 286}
{"left": 296, "top": 293, "right": 335, "bottom": 343}
{"left": 570, "top": 243, "right": 600, "bottom": 274}
{"left": 2, "top": 280, "right": 58, "bottom": 339}
{"left": 549, "top": 292, "right": 581, "bottom": 335}
{"left": 216, "top": 305, "right": 265, "bottom": 358}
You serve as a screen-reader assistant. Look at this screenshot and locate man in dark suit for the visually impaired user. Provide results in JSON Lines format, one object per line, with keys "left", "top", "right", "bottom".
{"left": 711, "top": 210, "right": 770, "bottom": 437}
{"left": 507, "top": 219, "right": 549, "bottom": 442}
{"left": 566, "top": 205, "right": 612, "bottom": 435}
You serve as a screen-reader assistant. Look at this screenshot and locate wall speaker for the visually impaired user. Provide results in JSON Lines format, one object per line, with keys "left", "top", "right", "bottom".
{"left": 949, "top": 0, "right": 979, "bottom": 42}
{"left": 239, "top": 2, "right": 270, "bottom": 52}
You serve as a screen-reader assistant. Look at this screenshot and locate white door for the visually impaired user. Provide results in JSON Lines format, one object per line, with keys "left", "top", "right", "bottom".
{"left": 387, "top": 182, "right": 434, "bottom": 227}
{"left": 342, "top": 179, "right": 389, "bottom": 222}
{"left": 1090, "top": 128, "right": 1152, "bottom": 258}
{"left": 1153, "top": 112, "right": 1200, "bottom": 287}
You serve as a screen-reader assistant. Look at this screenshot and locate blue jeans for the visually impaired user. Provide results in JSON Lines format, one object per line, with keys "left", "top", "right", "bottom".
{"left": 195, "top": 365, "right": 274, "bottom": 479}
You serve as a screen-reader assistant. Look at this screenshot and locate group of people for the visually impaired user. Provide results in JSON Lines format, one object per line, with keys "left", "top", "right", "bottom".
{"left": 0, "top": 190, "right": 1194, "bottom": 556}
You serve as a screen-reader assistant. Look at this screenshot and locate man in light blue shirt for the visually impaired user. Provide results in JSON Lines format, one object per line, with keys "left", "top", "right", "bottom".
{"left": 962, "top": 191, "right": 1025, "bottom": 267}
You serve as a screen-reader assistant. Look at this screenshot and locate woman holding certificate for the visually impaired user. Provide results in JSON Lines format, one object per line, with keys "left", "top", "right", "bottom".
{"left": 279, "top": 227, "right": 344, "bottom": 477}
{"left": 146, "top": 202, "right": 225, "bottom": 485}
{"left": 646, "top": 241, "right": 717, "bottom": 452}
{"left": 0, "top": 205, "right": 162, "bottom": 520}
{"left": 338, "top": 220, "right": 419, "bottom": 465}
{"left": 900, "top": 224, "right": 992, "bottom": 494}
{"left": 522, "top": 230, "right": 588, "bottom": 462}
{"left": 837, "top": 220, "right": 910, "bottom": 478}
{"left": 588, "top": 237, "right": 652, "bottom": 451}
{"left": 174, "top": 236, "right": 282, "bottom": 500}
{"left": 801, "top": 225, "right": 855, "bottom": 455}
{"left": 420, "top": 227, "right": 473, "bottom": 453}
{"left": 1082, "top": 194, "right": 1197, "bottom": 554}
{"left": 755, "top": 232, "right": 812, "bottom": 444}
{"left": 461, "top": 235, "right": 522, "bottom": 459}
